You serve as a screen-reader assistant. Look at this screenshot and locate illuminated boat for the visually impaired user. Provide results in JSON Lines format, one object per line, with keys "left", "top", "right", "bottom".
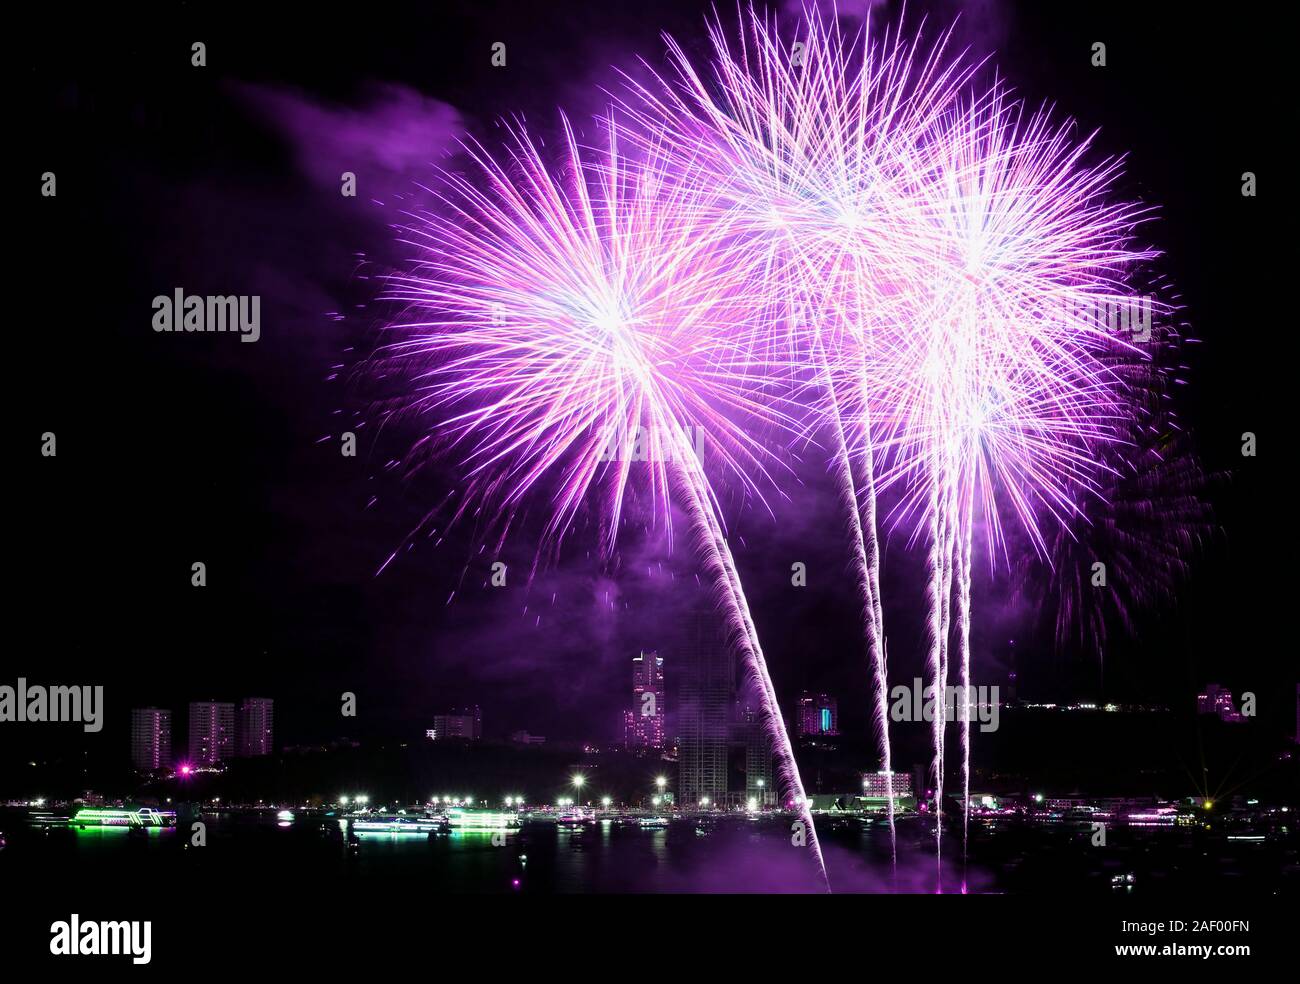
{"left": 352, "top": 816, "right": 442, "bottom": 833}
{"left": 446, "top": 808, "right": 519, "bottom": 830}
{"left": 1125, "top": 807, "right": 1177, "bottom": 827}
{"left": 72, "top": 807, "right": 176, "bottom": 828}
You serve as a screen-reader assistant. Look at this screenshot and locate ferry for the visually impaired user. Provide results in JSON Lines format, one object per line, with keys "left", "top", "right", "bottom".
{"left": 351, "top": 815, "right": 442, "bottom": 834}
{"left": 71, "top": 807, "right": 176, "bottom": 828}
{"left": 445, "top": 807, "right": 520, "bottom": 830}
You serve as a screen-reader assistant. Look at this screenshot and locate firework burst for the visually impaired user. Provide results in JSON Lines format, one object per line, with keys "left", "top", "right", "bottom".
{"left": 379, "top": 115, "right": 829, "bottom": 887}
{"left": 614, "top": 1, "right": 983, "bottom": 875}
{"left": 853, "top": 79, "right": 1161, "bottom": 885}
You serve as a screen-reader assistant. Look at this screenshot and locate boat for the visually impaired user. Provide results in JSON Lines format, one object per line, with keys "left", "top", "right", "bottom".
{"left": 71, "top": 807, "right": 176, "bottom": 828}
{"left": 351, "top": 815, "right": 442, "bottom": 834}
{"left": 445, "top": 808, "right": 520, "bottom": 830}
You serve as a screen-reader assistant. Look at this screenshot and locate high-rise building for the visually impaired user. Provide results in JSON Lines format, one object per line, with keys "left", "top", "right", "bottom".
{"left": 678, "top": 611, "right": 732, "bottom": 807}
{"left": 130, "top": 707, "right": 172, "bottom": 771}
{"left": 797, "top": 692, "right": 839, "bottom": 737}
{"left": 1196, "top": 684, "right": 1243, "bottom": 723}
{"left": 238, "top": 697, "right": 274, "bottom": 757}
{"left": 427, "top": 706, "right": 482, "bottom": 741}
{"left": 861, "top": 770, "right": 913, "bottom": 803}
{"left": 624, "top": 650, "right": 665, "bottom": 751}
{"left": 188, "top": 701, "right": 235, "bottom": 765}
{"left": 737, "top": 694, "right": 775, "bottom": 805}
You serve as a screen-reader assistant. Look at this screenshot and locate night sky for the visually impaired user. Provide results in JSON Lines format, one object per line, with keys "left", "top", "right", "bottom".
{"left": 13, "top": 0, "right": 1284, "bottom": 762}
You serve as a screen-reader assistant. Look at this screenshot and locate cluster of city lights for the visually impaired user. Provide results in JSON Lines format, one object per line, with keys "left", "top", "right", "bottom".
{"left": 428, "top": 795, "right": 475, "bottom": 807}
{"left": 320, "top": 776, "right": 689, "bottom": 814}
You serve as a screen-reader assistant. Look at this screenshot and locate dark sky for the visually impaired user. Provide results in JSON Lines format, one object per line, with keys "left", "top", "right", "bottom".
{"left": 13, "top": 0, "right": 1285, "bottom": 761}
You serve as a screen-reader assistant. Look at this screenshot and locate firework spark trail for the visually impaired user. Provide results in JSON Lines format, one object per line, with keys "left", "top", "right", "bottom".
{"left": 847, "top": 356, "right": 896, "bottom": 872}
{"left": 815, "top": 337, "right": 895, "bottom": 877}
{"left": 665, "top": 423, "right": 828, "bottom": 888}
{"left": 380, "top": 116, "right": 829, "bottom": 889}
{"left": 939, "top": 460, "right": 959, "bottom": 889}
{"left": 923, "top": 471, "right": 945, "bottom": 884}
{"left": 956, "top": 479, "right": 974, "bottom": 893}
{"left": 917, "top": 442, "right": 959, "bottom": 891}
{"left": 796, "top": 307, "right": 899, "bottom": 873}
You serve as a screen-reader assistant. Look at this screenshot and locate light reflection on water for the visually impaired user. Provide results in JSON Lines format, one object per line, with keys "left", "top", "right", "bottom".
{"left": 55, "top": 815, "right": 846, "bottom": 891}
{"left": 10, "top": 810, "right": 1285, "bottom": 894}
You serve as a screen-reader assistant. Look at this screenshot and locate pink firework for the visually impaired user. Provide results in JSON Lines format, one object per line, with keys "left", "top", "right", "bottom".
{"left": 614, "top": 1, "right": 981, "bottom": 876}
{"left": 379, "top": 116, "right": 830, "bottom": 888}
{"left": 855, "top": 81, "right": 1161, "bottom": 886}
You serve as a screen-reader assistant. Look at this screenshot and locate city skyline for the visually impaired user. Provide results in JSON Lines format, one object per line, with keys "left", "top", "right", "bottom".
{"left": 10, "top": 665, "right": 1293, "bottom": 775}
{"left": 120, "top": 698, "right": 279, "bottom": 772}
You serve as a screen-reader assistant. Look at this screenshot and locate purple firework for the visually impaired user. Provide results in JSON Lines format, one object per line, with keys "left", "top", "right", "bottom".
{"left": 378, "top": 115, "right": 830, "bottom": 888}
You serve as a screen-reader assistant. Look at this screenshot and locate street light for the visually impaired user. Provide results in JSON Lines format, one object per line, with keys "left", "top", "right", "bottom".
{"left": 571, "top": 774, "right": 586, "bottom": 810}
{"left": 601, "top": 796, "right": 612, "bottom": 811}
